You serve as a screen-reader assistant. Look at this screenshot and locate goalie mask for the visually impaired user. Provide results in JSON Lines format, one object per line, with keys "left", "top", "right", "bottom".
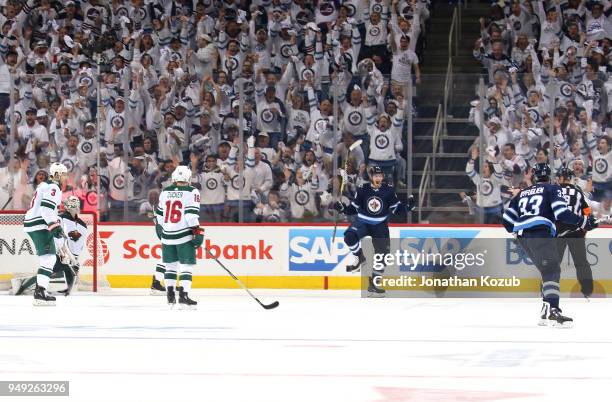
{"left": 171, "top": 165, "right": 192, "bottom": 183}
{"left": 64, "top": 196, "right": 80, "bottom": 217}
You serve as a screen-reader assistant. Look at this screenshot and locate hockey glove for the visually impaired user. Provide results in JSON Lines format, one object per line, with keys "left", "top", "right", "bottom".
{"left": 192, "top": 227, "right": 204, "bottom": 248}
{"left": 155, "top": 223, "right": 163, "bottom": 240}
{"left": 332, "top": 201, "right": 346, "bottom": 213}
{"left": 405, "top": 195, "right": 416, "bottom": 212}
{"left": 584, "top": 215, "right": 599, "bottom": 232}
{"left": 68, "top": 230, "right": 82, "bottom": 242}
{"left": 48, "top": 222, "right": 63, "bottom": 239}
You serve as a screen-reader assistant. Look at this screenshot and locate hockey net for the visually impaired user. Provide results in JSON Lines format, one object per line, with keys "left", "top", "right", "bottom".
{"left": 0, "top": 211, "right": 109, "bottom": 292}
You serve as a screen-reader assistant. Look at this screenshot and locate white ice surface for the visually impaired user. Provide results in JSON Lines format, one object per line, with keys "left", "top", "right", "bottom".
{"left": 1, "top": 290, "right": 611, "bottom": 402}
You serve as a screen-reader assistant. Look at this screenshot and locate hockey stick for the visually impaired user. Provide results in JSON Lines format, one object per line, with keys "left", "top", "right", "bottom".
{"left": 1, "top": 196, "right": 13, "bottom": 210}
{"left": 332, "top": 139, "right": 363, "bottom": 243}
{"left": 201, "top": 245, "right": 279, "bottom": 310}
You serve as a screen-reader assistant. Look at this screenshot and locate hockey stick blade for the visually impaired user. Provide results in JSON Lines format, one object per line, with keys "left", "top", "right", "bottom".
{"left": 259, "top": 300, "right": 280, "bottom": 310}
{"left": 349, "top": 139, "right": 363, "bottom": 151}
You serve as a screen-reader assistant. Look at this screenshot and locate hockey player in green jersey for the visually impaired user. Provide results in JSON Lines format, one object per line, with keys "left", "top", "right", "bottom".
{"left": 156, "top": 165, "right": 204, "bottom": 309}
{"left": 23, "top": 162, "right": 68, "bottom": 306}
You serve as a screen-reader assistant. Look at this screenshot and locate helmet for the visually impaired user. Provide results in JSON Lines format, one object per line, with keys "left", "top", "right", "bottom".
{"left": 171, "top": 165, "right": 192, "bottom": 183}
{"left": 63, "top": 195, "right": 80, "bottom": 217}
{"left": 556, "top": 166, "right": 574, "bottom": 179}
{"left": 533, "top": 163, "right": 551, "bottom": 182}
{"left": 49, "top": 162, "right": 68, "bottom": 182}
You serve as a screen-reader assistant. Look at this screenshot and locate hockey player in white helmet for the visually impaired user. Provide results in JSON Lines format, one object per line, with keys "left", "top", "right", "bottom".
{"left": 14, "top": 196, "right": 87, "bottom": 297}
{"left": 23, "top": 162, "right": 68, "bottom": 305}
{"left": 155, "top": 165, "right": 203, "bottom": 309}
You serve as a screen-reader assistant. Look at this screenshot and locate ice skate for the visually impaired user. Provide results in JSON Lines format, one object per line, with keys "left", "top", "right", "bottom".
{"left": 546, "top": 307, "right": 574, "bottom": 328}
{"left": 177, "top": 287, "right": 197, "bottom": 310}
{"left": 150, "top": 276, "right": 166, "bottom": 295}
{"left": 346, "top": 251, "right": 366, "bottom": 273}
{"left": 367, "top": 276, "right": 386, "bottom": 298}
{"left": 33, "top": 285, "right": 56, "bottom": 306}
{"left": 167, "top": 286, "right": 176, "bottom": 308}
{"left": 538, "top": 302, "right": 550, "bottom": 326}
{"left": 539, "top": 302, "right": 573, "bottom": 328}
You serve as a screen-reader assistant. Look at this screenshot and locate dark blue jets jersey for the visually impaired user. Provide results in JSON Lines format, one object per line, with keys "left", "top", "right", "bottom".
{"left": 345, "top": 183, "right": 402, "bottom": 224}
{"left": 503, "top": 182, "right": 586, "bottom": 236}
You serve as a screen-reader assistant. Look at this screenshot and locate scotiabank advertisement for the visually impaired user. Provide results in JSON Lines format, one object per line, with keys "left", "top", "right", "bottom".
{"left": 2, "top": 222, "right": 612, "bottom": 293}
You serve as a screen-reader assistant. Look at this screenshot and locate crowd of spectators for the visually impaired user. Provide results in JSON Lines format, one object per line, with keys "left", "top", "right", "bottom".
{"left": 467, "top": 0, "right": 612, "bottom": 223}
{"left": 0, "top": 0, "right": 429, "bottom": 222}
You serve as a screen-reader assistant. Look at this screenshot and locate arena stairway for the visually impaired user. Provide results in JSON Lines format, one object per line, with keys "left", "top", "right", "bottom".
{"left": 403, "top": 1, "right": 491, "bottom": 223}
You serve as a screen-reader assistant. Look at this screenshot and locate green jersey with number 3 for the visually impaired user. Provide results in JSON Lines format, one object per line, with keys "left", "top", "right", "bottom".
{"left": 24, "top": 180, "right": 63, "bottom": 233}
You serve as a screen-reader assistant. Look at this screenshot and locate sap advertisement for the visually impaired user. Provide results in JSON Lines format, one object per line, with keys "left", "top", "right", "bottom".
{"left": 1, "top": 222, "right": 612, "bottom": 289}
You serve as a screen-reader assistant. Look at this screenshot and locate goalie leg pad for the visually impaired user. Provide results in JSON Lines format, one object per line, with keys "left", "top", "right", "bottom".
{"left": 14, "top": 276, "right": 37, "bottom": 295}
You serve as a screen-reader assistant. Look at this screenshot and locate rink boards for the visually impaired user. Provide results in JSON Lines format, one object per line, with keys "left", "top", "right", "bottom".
{"left": 1, "top": 223, "right": 612, "bottom": 295}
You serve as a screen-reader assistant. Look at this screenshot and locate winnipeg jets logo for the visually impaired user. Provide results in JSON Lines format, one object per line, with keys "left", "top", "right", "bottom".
{"left": 560, "top": 83, "right": 573, "bottom": 97}
{"left": 111, "top": 115, "right": 124, "bottom": 128}
{"left": 81, "top": 142, "right": 93, "bottom": 154}
{"left": 231, "top": 175, "right": 245, "bottom": 190}
{"left": 481, "top": 180, "right": 493, "bottom": 196}
{"left": 261, "top": 109, "right": 274, "bottom": 123}
{"left": 301, "top": 68, "right": 314, "bottom": 81}
{"left": 367, "top": 196, "right": 383, "bottom": 214}
{"left": 295, "top": 190, "right": 309, "bottom": 206}
{"left": 375, "top": 135, "right": 389, "bottom": 149}
{"left": 315, "top": 119, "right": 328, "bottom": 134}
{"left": 348, "top": 111, "right": 362, "bottom": 126}
{"left": 62, "top": 159, "right": 75, "bottom": 172}
{"left": 594, "top": 158, "right": 608, "bottom": 174}
{"left": 206, "top": 178, "right": 218, "bottom": 190}
{"left": 369, "top": 26, "right": 380, "bottom": 37}
{"left": 280, "top": 44, "right": 294, "bottom": 58}
{"left": 225, "top": 57, "right": 238, "bottom": 72}
{"left": 113, "top": 174, "right": 125, "bottom": 190}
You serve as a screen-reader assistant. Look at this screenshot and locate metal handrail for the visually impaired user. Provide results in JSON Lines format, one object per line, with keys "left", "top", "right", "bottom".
{"left": 443, "top": 57, "right": 453, "bottom": 132}
{"left": 418, "top": 105, "right": 443, "bottom": 222}
{"left": 448, "top": 7, "right": 457, "bottom": 58}
{"left": 444, "top": 6, "right": 460, "bottom": 135}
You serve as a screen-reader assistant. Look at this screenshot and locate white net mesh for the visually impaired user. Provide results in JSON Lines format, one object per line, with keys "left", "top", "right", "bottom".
{"left": 0, "top": 212, "right": 109, "bottom": 292}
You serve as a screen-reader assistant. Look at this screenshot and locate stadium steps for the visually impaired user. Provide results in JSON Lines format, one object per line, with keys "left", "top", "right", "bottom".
{"left": 409, "top": 2, "right": 492, "bottom": 222}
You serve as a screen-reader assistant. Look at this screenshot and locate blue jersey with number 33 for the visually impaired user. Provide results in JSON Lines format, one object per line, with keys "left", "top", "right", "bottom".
{"left": 502, "top": 183, "right": 586, "bottom": 236}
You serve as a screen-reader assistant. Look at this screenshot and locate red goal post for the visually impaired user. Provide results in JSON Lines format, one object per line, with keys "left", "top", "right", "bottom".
{"left": 0, "top": 210, "right": 107, "bottom": 292}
